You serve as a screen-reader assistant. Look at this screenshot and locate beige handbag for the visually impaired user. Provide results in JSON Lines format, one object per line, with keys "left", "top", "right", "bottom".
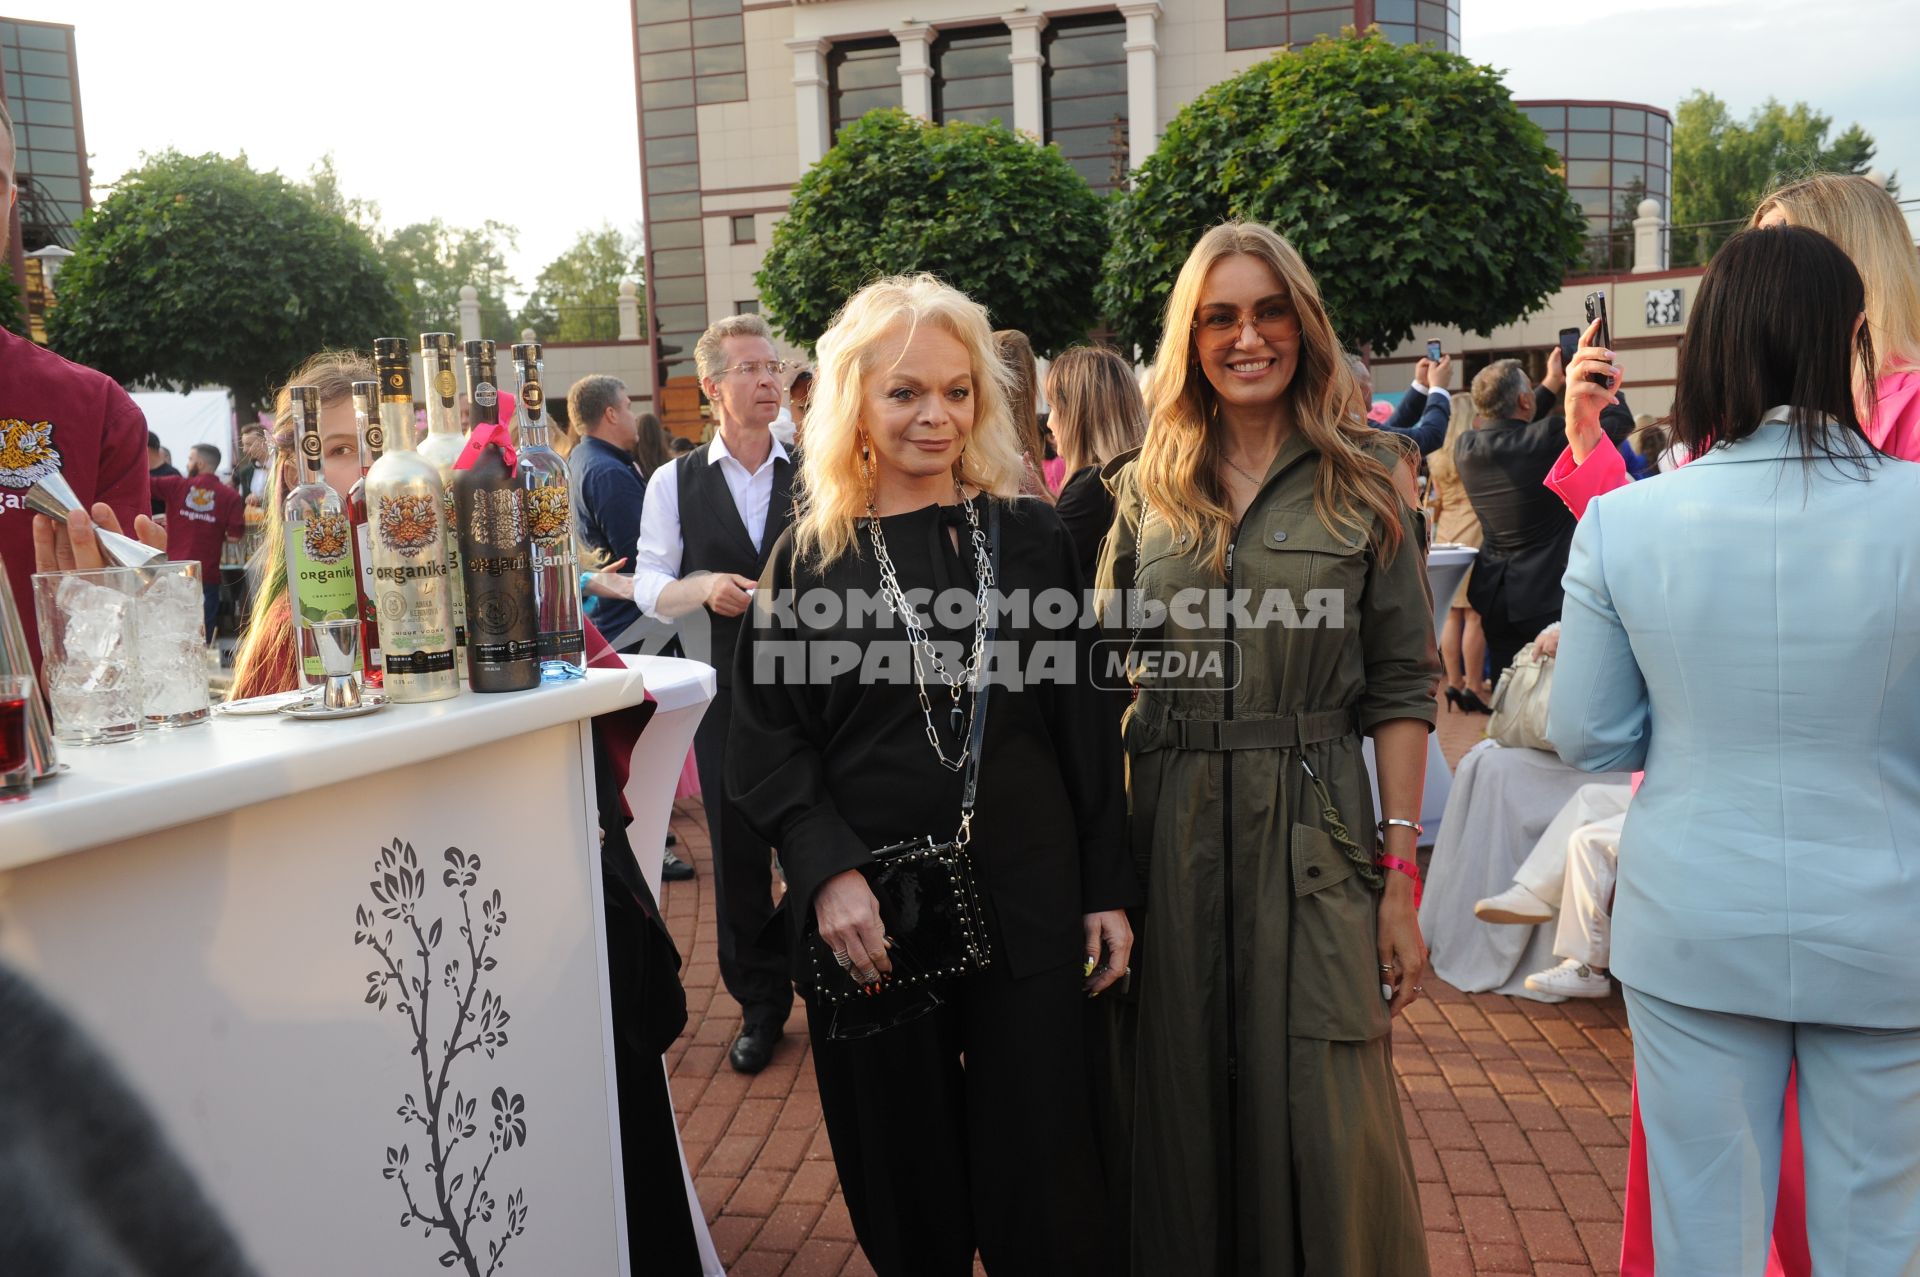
{"left": 1487, "top": 640, "right": 1555, "bottom": 752}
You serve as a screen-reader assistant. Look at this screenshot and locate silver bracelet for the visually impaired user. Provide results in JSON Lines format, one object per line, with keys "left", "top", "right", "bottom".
{"left": 1377, "top": 817, "right": 1424, "bottom": 837}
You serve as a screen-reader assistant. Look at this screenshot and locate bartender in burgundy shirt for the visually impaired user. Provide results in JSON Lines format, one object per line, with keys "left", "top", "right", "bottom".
{"left": 149, "top": 444, "right": 245, "bottom": 641}
{"left": 1, "top": 103, "right": 150, "bottom": 671}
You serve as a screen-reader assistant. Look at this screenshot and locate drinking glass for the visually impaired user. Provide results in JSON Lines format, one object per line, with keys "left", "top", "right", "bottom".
{"left": 32, "top": 567, "right": 143, "bottom": 745}
{"left": 135, "top": 561, "right": 211, "bottom": 729}
{"left": 0, "top": 673, "right": 33, "bottom": 801}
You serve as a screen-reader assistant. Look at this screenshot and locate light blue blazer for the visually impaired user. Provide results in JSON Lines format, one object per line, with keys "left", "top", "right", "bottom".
{"left": 1550, "top": 413, "right": 1920, "bottom": 1028}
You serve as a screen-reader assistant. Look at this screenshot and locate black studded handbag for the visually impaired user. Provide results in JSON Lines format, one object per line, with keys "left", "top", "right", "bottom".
{"left": 803, "top": 505, "right": 999, "bottom": 1007}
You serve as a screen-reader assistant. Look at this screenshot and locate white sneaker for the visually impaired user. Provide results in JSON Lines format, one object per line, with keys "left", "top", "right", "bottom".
{"left": 1474, "top": 882, "right": 1554, "bottom": 925}
{"left": 1524, "top": 959, "right": 1611, "bottom": 999}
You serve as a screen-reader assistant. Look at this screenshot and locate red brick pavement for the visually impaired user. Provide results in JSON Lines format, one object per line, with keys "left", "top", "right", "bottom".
{"left": 660, "top": 700, "right": 1630, "bottom": 1275}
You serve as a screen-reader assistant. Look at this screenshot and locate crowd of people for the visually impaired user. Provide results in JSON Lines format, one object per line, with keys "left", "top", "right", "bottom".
{"left": 9, "top": 52, "right": 1920, "bottom": 1269}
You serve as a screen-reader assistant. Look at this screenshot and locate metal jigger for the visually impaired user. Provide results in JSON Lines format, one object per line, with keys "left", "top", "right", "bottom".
{"left": 25, "top": 473, "right": 167, "bottom": 568}
{"left": 312, "top": 619, "right": 363, "bottom": 710}
{"left": 0, "top": 552, "right": 60, "bottom": 779}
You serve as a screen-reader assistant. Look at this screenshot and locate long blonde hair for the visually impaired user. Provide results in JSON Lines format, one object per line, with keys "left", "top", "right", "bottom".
{"left": 231, "top": 351, "right": 372, "bottom": 694}
{"left": 793, "top": 274, "right": 1024, "bottom": 566}
{"left": 1137, "top": 221, "right": 1406, "bottom": 575}
{"left": 1045, "top": 344, "right": 1147, "bottom": 475}
{"left": 1751, "top": 173, "right": 1920, "bottom": 375}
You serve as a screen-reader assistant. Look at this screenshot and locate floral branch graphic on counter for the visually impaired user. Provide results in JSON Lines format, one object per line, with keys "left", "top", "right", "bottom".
{"left": 354, "top": 838, "right": 530, "bottom": 1275}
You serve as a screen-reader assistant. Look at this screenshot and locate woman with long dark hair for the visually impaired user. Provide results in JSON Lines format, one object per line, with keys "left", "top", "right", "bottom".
{"left": 1097, "top": 221, "right": 1438, "bottom": 1274}
{"left": 1550, "top": 225, "right": 1920, "bottom": 1273}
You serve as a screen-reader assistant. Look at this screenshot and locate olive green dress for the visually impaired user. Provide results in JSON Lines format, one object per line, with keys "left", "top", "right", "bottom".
{"left": 1095, "top": 433, "right": 1440, "bottom": 1276}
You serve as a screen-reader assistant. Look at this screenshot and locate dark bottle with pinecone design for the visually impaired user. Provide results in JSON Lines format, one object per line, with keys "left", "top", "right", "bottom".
{"left": 453, "top": 340, "right": 539, "bottom": 692}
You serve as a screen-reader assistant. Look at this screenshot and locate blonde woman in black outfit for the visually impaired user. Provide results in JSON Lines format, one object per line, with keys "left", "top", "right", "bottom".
{"left": 1045, "top": 345, "right": 1149, "bottom": 581}
{"left": 729, "top": 275, "right": 1137, "bottom": 1275}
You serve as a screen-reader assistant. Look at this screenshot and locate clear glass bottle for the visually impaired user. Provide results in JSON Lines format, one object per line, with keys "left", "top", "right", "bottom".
{"left": 510, "top": 341, "right": 586, "bottom": 679}
{"left": 283, "top": 385, "right": 359, "bottom": 686}
{"left": 455, "top": 340, "right": 539, "bottom": 692}
{"left": 347, "top": 380, "right": 385, "bottom": 688}
{"left": 415, "top": 332, "right": 469, "bottom": 659}
{"left": 363, "top": 338, "right": 460, "bottom": 702}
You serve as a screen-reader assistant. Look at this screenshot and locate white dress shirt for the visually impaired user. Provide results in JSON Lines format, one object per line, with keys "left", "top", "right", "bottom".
{"left": 631, "top": 429, "right": 790, "bottom": 619}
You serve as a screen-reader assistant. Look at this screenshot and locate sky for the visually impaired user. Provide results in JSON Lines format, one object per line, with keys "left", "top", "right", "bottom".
{"left": 9, "top": 0, "right": 1916, "bottom": 302}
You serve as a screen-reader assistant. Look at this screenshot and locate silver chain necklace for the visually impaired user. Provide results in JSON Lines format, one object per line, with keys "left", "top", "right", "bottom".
{"left": 865, "top": 490, "right": 995, "bottom": 772}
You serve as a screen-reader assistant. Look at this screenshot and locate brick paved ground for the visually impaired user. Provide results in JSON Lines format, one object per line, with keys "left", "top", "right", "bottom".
{"left": 659, "top": 699, "right": 1632, "bottom": 1275}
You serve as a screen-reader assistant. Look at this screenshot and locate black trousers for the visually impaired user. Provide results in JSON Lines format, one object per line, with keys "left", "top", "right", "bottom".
{"left": 807, "top": 959, "right": 1110, "bottom": 1277}
{"left": 1483, "top": 603, "right": 1561, "bottom": 684}
{"left": 692, "top": 683, "right": 792, "bottom": 1030}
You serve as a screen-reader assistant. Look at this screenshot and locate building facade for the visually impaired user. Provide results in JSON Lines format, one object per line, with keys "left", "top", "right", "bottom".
{"left": 631, "top": 0, "right": 1463, "bottom": 431}
{"left": 2, "top": 16, "right": 90, "bottom": 341}
{"left": 630, "top": 1, "right": 1682, "bottom": 429}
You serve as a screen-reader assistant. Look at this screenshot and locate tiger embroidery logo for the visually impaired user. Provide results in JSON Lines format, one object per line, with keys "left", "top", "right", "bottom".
{"left": 377, "top": 494, "right": 439, "bottom": 559}
{"left": 184, "top": 485, "right": 218, "bottom": 514}
{"left": 523, "top": 486, "right": 569, "bottom": 546}
{"left": 0, "top": 418, "right": 61, "bottom": 490}
{"left": 303, "top": 510, "right": 352, "bottom": 564}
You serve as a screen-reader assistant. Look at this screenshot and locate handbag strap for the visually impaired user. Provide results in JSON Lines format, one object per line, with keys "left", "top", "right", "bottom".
{"left": 955, "top": 499, "right": 1001, "bottom": 846}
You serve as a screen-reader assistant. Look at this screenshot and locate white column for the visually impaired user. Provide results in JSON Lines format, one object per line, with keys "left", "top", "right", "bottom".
{"left": 1119, "top": 2, "right": 1163, "bottom": 174}
{"left": 894, "top": 25, "right": 935, "bottom": 120}
{"left": 1631, "top": 198, "right": 1666, "bottom": 274}
{"left": 617, "top": 281, "right": 641, "bottom": 341}
{"left": 457, "top": 285, "right": 481, "bottom": 344}
{"left": 1006, "top": 13, "right": 1048, "bottom": 139}
{"left": 787, "top": 36, "right": 833, "bottom": 170}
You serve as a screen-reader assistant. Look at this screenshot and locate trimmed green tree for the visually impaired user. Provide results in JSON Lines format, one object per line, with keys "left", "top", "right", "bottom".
{"left": 518, "top": 224, "right": 644, "bottom": 342}
{"left": 757, "top": 109, "right": 1109, "bottom": 355}
{"left": 1100, "top": 31, "right": 1585, "bottom": 359}
{"left": 46, "top": 150, "right": 405, "bottom": 413}
{"left": 0, "top": 270, "right": 23, "bottom": 337}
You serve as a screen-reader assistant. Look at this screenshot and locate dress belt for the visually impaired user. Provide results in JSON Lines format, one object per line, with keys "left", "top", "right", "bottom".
{"left": 1167, "top": 709, "right": 1355, "bottom": 752}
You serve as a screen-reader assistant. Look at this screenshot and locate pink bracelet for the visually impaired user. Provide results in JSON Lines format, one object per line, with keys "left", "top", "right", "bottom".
{"left": 1376, "top": 853, "right": 1422, "bottom": 907}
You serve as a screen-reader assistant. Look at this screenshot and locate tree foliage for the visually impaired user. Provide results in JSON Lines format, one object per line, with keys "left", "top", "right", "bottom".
{"left": 1100, "top": 31, "right": 1584, "bottom": 359}
{"left": 1670, "top": 91, "right": 1891, "bottom": 265}
{"left": 378, "top": 218, "right": 521, "bottom": 341}
{"left": 45, "top": 150, "right": 405, "bottom": 412}
{"left": 0, "top": 269, "right": 23, "bottom": 337}
{"left": 518, "top": 224, "right": 643, "bottom": 342}
{"left": 757, "top": 109, "right": 1109, "bottom": 355}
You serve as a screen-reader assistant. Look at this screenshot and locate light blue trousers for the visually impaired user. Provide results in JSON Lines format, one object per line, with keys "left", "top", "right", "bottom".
{"left": 1623, "top": 985, "right": 1920, "bottom": 1276}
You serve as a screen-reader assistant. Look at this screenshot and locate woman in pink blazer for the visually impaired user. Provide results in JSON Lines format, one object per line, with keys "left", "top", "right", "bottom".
{"left": 1548, "top": 173, "right": 1920, "bottom": 1277}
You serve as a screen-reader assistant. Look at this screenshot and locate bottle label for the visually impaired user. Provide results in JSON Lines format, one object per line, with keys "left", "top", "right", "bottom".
{"left": 355, "top": 522, "right": 376, "bottom": 598}
{"left": 471, "top": 638, "right": 539, "bottom": 665}
{"left": 523, "top": 485, "right": 570, "bottom": 548}
{"left": 436, "top": 368, "right": 457, "bottom": 403}
{"left": 443, "top": 488, "right": 467, "bottom": 645}
{"left": 473, "top": 381, "right": 498, "bottom": 409}
{"left": 384, "top": 648, "right": 457, "bottom": 674}
{"left": 537, "top": 630, "right": 586, "bottom": 660}
{"left": 522, "top": 382, "right": 544, "bottom": 415}
{"left": 288, "top": 514, "right": 359, "bottom": 676}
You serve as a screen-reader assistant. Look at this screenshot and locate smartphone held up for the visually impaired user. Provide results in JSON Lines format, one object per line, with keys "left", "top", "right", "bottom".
{"left": 1582, "top": 292, "right": 1614, "bottom": 387}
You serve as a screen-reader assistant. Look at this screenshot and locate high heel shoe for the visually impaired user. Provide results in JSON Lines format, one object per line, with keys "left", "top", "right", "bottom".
{"left": 1444, "top": 687, "right": 1466, "bottom": 713}
{"left": 1458, "top": 688, "right": 1495, "bottom": 715}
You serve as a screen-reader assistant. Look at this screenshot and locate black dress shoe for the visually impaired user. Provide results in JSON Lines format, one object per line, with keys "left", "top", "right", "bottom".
{"left": 729, "top": 1022, "right": 780, "bottom": 1074}
{"left": 661, "top": 849, "right": 695, "bottom": 882}
{"left": 665, "top": 831, "right": 677, "bottom": 847}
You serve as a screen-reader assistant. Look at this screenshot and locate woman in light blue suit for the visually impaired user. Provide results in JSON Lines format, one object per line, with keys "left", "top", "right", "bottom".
{"left": 1550, "top": 225, "right": 1920, "bottom": 1276}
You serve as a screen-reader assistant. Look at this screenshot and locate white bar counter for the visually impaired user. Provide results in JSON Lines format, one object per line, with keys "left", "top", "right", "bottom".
{"left": 0, "top": 658, "right": 715, "bottom": 1277}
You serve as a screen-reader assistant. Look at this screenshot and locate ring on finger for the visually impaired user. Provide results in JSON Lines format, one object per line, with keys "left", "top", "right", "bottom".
{"left": 832, "top": 950, "right": 853, "bottom": 969}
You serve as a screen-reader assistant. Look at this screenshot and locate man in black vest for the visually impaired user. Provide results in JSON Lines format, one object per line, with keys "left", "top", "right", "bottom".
{"left": 631, "top": 314, "right": 795, "bottom": 1073}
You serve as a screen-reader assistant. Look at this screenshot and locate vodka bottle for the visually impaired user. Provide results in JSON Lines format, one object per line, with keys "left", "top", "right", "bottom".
{"left": 347, "top": 380, "right": 385, "bottom": 687}
{"left": 510, "top": 341, "right": 585, "bottom": 678}
{"left": 283, "top": 385, "right": 359, "bottom": 686}
{"left": 415, "top": 332, "right": 469, "bottom": 657}
{"left": 363, "top": 338, "right": 459, "bottom": 702}
{"left": 454, "top": 340, "right": 539, "bottom": 692}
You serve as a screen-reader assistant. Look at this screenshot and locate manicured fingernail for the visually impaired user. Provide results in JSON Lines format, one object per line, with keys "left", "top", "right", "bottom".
{"left": 1381, "top": 983, "right": 1395, "bottom": 1001}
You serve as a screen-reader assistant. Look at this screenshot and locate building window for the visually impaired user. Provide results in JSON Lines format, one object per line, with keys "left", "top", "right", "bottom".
{"left": 1223, "top": 2, "right": 1458, "bottom": 53}
{"left": 730, "top": 215, "right": 756, "bottom": 244}
{"left": 735, "top": 300, "right": 760, "bottom": 316}
{"left": 1518, "top": 99, "right": 1673, "bottom": 271}
{"left": 829, "top": 37, "right": 900, "bottom": 139}
{"left": 1044, "top": 15, "right": 1129, "bottom": 192}
{"left": 1, "top": 18, "right": 86, "bottom": 257}
{"left": 933, "top": 26, "right": 1012, "bottom": 128}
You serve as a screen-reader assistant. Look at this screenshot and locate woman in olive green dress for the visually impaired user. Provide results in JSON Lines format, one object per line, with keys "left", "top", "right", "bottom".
{"left": 1097, "top": 221, "right": 1439, "bottom": 1275}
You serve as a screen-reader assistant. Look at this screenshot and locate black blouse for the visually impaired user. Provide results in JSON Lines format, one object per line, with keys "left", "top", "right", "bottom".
{"left": 1053, "top": 463, "right": 1116, "bottom": 585}
{"left": 727, "top": 495, "right": 1139, "bottom": 981}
